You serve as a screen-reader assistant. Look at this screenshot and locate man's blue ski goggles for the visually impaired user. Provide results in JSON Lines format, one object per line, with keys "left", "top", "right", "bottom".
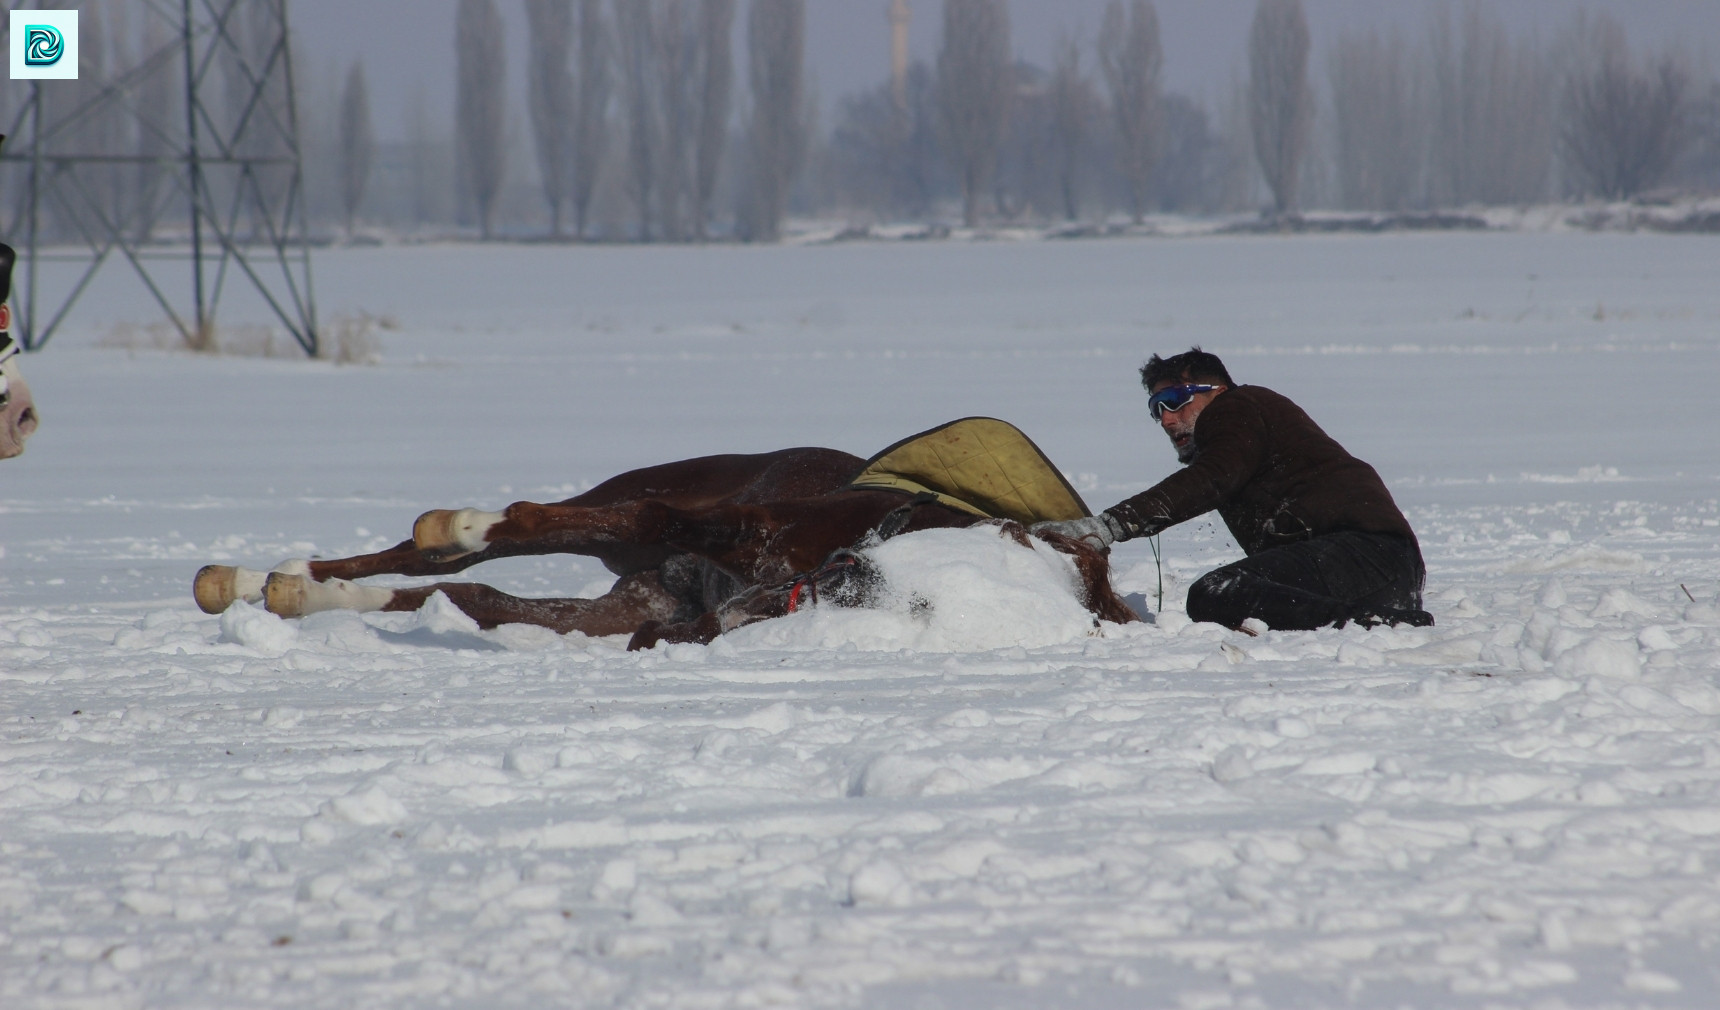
{"left": 1147, "top": 383, "right": 1219, "bottom": 420}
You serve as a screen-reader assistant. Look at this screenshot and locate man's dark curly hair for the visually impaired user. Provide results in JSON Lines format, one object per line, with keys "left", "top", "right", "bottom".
{"left": 1140, "top": 347, "right": 1235, "bottom": 390}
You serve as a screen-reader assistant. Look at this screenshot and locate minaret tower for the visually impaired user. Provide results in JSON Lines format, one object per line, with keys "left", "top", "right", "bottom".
{"left": 889, "top": 0, "right": 911, "bottom": 111}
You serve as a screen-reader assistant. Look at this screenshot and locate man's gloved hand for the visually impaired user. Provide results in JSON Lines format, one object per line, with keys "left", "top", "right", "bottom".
{"left": 1029, "top": 511, "right": 1131, "bottom": 549}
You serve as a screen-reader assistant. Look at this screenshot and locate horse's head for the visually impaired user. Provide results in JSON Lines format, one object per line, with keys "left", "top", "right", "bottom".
{"left": 0, "top": 329, "right": 36, "bottom": 459}
{"left": 0, "top": 242, "right": 35, "bottom": 459}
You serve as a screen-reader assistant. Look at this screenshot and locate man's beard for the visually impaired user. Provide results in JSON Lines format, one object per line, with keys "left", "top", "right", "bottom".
{"left": 1168, "top": 426, "right": 1199, "bottom": 464}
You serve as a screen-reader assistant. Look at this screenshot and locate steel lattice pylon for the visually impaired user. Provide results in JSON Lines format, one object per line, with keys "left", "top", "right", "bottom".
{"left": 1, "top": 0, "right": 317, "bottom": 354}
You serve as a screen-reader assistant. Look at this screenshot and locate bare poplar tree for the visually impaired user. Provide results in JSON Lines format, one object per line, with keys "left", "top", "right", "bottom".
{"left": 828, "top": 62, "right": 946, "bottom": 220}
{"left": 573, "top": 0, "right": 612, "bottom": 239}
{"left": 1155, "top": 92, "right": 1228, "bottom": 213}
{"left": 1213, "top": 76, "right": 1260, "bottom": 213}
{"left": 407, "top": 87, "right": 442, "bottom": 229}
{"left": 134, "top": 9, "right": 177, "bottom": 242}
{"left": 1559, "top": 15, "right": 1689, "bottom": 200}
{"left": 456, "top": 0, "right": 508, "bottom": 238}
{"left": 527, "top": 0, "right": 575, "bottom": 236}
{"left": 1691, "top": 80, "right": 1720, "bottom": 190}
{"left": 1427, "top": 2, "right": 1553, "bottom": 207}
{"left": 614, "top": 0, "right": 661, "bottom": 239}
{"left": 1048, "top": 37, "right": 1096, "bottom": 222}
{"left": 339, "top": 60, "right": 375, "bottom": 236}
{"left": 37, "top": 2, "right": 137, "bottom": 241}
{"left": 1099, "top": 0, "right": 1163, "bottom": 223}
{"left": 693, "top": 0, "right": 736, "bottom": 240}
{"left": 1328, "top": 29, "right": 1418, "bottom": 210}
{"left": 233, "top": 3, "right": 294, "bottom": 235}
{"left": 936, "top": 0, "right": 1011, "bottom": 228}
{"left": 658, "top": 0, "right": 696, "bottom": 240}
{"left": 82, "top": 5, "right": 125, "bottom": 234}
{"left": 992, "top": 61, "right": 1047, "bottom": 220}
{"left": 746, "top": 0, "right": 807, "bottom": 242}
{"left": 1247, "top": 0, "right": 1312, "bottom": 216}
{"left": 47, "top": 0, "right": 123, "bottom": 241}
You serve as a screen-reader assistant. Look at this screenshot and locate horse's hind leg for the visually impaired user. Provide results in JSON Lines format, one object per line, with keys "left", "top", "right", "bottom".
{"left": 412, "top": 501, "right": 690, "bottom": 567}
{"left": 413, "top": 496, "right": 897, "bottom": 585}
{"left": 261, "top": 570, "right": 684, "bottom": 637}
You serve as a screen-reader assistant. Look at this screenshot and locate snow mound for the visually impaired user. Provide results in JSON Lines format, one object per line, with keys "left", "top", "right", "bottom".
{"left": 323, "top": 785, "right": 408, "bottom": 826}
{"left": 723, "top": 526, "right": 1098, "bottom": 653}
{"left": 217, "top": 602, "right": 298, "bottom": 653}
{"left": 1591, "top": 587, "right": 1663, "bottom": 620}
{"left": 1552, "top": 636, "right": 1643, "bottom": 680}
{"left": 415, "top": 590, "right": 482, "bottom": 636}
{"left": 1506, "top": 545, "right": 1649, "bottom": 574}
{"left": 1520, "top": 465, "right": 1626, "bottom": 483}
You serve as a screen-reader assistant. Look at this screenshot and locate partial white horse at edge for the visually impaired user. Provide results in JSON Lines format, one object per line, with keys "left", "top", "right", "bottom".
{"left": 0, "top": 243, "right": 40, "bottom": 459}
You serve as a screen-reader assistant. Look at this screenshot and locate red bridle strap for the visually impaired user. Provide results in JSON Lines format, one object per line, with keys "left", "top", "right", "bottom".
{"left": 783, "top": 553, "right": 862, "bottom": 614}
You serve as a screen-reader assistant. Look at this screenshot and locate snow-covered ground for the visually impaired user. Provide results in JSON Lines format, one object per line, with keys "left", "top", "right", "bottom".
{"left": 3, "top": 232, "right": 1719, "bottom": 1008}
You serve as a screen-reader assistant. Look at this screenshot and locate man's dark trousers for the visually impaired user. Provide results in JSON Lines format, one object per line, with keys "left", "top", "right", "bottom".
{"left": 1186, "top": 532, "right": 1426, "bottom": 630}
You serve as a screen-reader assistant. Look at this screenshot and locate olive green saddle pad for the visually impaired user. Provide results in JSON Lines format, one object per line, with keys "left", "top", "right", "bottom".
{"left": 847, "top": 417, "right": 1091, "bottom": 524}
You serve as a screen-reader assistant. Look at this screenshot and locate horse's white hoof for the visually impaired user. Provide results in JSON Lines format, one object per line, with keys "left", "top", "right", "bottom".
{"left": 414, "top": 508, "right": 504, "bottom": 560}
{"left": 195, "top": 560, "right": 313, "bottom": 614}
{"left": 262, "top": 572, "right": 308, "bottom": 617}
{"left": 263, "top": 573, "right": 392, "bottom": 618}
{"left": 195, "top": 565, "right": 259, "bottom": 613}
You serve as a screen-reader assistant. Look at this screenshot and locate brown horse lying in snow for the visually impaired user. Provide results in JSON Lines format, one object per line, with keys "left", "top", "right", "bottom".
{"left": 194, "top": 423, "right": 1138, "bottom": 650}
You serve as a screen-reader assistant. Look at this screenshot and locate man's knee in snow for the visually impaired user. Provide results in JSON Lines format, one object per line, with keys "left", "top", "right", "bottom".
{"left": 1187, "top": 570, "right": 1247, "bottom": 627}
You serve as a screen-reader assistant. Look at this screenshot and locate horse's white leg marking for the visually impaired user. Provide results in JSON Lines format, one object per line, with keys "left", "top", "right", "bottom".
{"left": 193, "top": 559, "right": 313, "bottom": 614}
{"left": 413, "top": 508, "right": 506, "bottom": 558}
{"left": 262, "top": 573, "right": 393, "bottom": 618}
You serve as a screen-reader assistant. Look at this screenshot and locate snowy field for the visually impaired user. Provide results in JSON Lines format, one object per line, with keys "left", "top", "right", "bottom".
{"left": 3, "top": 232, "right": 1720, "bottom": 1008}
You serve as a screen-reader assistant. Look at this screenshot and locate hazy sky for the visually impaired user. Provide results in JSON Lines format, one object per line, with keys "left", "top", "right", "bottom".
{"left": 289, "top": 0, "right": 1720, "bottom": 143}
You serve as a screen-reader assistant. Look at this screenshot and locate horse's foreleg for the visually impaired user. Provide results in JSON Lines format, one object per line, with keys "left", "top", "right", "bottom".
{"left": 261, "top": 571, "right": 395, "bottom": 616}
{"left": 627, "top": 613, "right": 723, "bottom": 651}
{"left": 261, "top": 570, "right": 683, "bottom": 637}
{"left": 195, "top": 529, "right": 609, "bottom": 615}
{"left": 626, "top": 576, "right": 800, "bottom": 652}
{"left": 194, "top": 539, "right": 508, "bottom": 615}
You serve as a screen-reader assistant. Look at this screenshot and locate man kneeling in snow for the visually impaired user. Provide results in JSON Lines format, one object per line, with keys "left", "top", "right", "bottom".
{"left": 1034, "top": 348, "right": 1431, "bottom": 631}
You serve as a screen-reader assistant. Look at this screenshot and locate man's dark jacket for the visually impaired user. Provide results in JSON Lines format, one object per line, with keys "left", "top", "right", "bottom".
{"left": 1107, "top": 385, "right": 1418, "bottom": 556}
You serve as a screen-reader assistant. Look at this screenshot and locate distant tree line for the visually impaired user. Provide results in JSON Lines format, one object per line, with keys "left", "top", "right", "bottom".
{"left": 267, "top": 0, "right": 1720, "bottom": 238}
{"left": 821, "top": 0, "right": 1718, "bottom": 228}
{"left": 6, "top": 0, "right": 1720, "bottom": 244}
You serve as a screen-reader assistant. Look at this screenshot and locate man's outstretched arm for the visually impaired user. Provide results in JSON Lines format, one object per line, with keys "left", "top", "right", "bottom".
{"left": 1033, "top": 394, "right": 1269, "bottom": 547}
